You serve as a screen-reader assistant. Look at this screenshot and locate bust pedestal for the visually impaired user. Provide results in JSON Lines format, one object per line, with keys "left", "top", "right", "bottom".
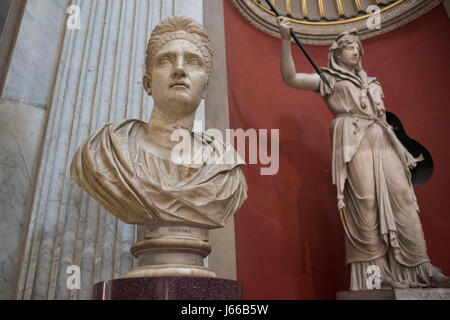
{"left": 92, "top": 223, "right": 243, "bottom": 300}
{"left": 124, "top": 222, "right": 217, "bottom": 278}
{"left": 92, "top": 276, "right": 242, "bottom": 300}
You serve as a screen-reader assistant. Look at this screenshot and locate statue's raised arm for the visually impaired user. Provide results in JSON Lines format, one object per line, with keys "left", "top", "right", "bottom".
{"left": 276, "top": 17, "right": 320, "bottom": 92}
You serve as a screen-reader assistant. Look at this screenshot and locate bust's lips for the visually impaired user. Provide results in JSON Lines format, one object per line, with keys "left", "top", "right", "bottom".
{"left": 170, "top": 82, "right": 189, "bottom": 88}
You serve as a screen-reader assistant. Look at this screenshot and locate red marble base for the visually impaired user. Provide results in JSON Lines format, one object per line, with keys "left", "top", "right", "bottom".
{"left": 92, "top": 276, "right": 242, "bottom": 300}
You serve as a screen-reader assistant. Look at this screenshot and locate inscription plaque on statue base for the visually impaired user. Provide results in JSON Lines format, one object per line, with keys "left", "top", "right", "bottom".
{"left": 337, "top": 288, "right": 450, "bottom": 300}
{"left": 92, "top": 276, "right": 242, "bottom": 300}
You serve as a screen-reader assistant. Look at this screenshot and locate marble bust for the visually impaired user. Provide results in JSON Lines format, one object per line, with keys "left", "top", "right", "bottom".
{"left": 70, "top": 16, "right": 247, "bottom": 278}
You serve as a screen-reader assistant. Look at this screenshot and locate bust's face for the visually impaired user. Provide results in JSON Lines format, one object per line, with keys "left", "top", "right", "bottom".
{"left": 151, "top": 39, "right": 208, "bottom": 114}
{"left": 338, "top": 42, "right": 360, "bottom": 70}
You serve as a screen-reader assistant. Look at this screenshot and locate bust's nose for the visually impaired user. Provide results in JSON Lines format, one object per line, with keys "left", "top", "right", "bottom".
{"left": 172, "top": 55, "right": 186, "bottom": 78}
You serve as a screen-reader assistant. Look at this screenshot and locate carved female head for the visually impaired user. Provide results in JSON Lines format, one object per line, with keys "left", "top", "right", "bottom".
{"left": 143, "top": 16, "right": 213, "bottom": 99}
{"left": 329, "top": 29, "right": 364, "bottom": 72}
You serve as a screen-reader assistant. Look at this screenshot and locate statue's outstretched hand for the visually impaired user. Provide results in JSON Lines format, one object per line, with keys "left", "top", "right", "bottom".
{"left": 276, "top": 16, "right": 292, "bottom": 40}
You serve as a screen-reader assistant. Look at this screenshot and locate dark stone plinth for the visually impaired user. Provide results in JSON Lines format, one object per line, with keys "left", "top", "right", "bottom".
{"left": 92, "top": 276, "right": 242, "bottom": 300}
{"left": 337, "top": 288, "right": 450, "bottom": 300}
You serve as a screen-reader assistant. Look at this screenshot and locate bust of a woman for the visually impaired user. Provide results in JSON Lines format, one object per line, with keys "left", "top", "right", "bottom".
{"left": 70, "top": 16, "right": 247, "bottom": 278}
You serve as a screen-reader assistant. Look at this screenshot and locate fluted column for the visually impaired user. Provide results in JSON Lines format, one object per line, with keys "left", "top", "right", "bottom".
{"left": 15, "top": 0, "right": 204, "bottom": 300}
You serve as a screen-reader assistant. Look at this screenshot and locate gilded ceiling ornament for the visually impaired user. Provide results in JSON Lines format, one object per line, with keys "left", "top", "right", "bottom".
{"left": 231, "top": 0, "right": 442, "bottom": 44}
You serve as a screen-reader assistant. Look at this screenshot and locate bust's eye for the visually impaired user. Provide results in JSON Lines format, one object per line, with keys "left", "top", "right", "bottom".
{"left": 157, "top": 56, "right": 171, "bottom": 64}
{"left": 187, "top": 57, "right": 201, "bottom": 66}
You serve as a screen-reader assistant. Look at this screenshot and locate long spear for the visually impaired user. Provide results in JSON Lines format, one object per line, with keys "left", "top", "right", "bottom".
{"left": 264, "top": 0, "right": 332, "bottom": 90}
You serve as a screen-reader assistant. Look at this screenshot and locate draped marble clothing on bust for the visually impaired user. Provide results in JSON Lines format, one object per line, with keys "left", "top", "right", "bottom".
{"left": 315, "top": 58, "right": 439, "bottom": 289}
{"left": 70, "top": 119, "right": 248, "bottom": 229}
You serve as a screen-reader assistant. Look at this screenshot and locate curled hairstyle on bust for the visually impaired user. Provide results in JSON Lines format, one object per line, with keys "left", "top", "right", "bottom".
{"left": 144, "top": 16, "right": 213, "bottom": 95}
{"left": 328, "top": 28, "right": 364, "bottom": 72}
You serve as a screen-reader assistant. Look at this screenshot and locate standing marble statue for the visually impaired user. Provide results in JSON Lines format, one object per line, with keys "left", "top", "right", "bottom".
{"left": 71, "top": 16, "right": 247, "bottom": 279}
{"left": 277, "top": 17, "right": 449, "bottom": 290}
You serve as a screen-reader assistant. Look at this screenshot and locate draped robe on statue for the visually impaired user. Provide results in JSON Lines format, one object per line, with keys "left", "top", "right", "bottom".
{"left": 316, "top": 54, "right": 441, "bottom": 290}
{"left": 70, "top": 119, "right": 248, "bottom": 229}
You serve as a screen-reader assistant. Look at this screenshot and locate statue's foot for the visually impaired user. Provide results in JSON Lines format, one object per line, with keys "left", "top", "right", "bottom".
{"left": 416, "top": 271, "right": 450, "bottom": 288}
{"left": 429, "top": 272, "right": 450, "bottom": 288}
{"left": 403, "top": 275, "right": 429, "bottom": 288}
{"left": 382, "top": 277, "right": 411, "bottom": 289}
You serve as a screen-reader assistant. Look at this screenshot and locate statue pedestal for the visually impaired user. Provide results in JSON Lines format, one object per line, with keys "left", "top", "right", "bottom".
{"left": 337, "top": 288, "right": 450, "bottom": 300}
{"left": 92, "top": 276, "right": 242, "bottom": 300}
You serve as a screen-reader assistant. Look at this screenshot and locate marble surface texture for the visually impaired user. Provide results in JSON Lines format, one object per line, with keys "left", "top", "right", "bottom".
{"left": 2, "top": 0, "right": 68, "bottom": 107}
{"left": 0, "top": 100, "right": 46, "bottom": 299}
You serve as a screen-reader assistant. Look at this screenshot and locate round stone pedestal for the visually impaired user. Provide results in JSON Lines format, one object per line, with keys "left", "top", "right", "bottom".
{"left": 124, "top": 222, "right": 217, "bottom": 278}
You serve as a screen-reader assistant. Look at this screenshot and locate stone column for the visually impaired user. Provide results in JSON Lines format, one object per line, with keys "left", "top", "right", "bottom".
{"left": 203, "top": 0, "right": 238, "bottom": 282}
{"left": 13, "top": 0, "right": 204, "bottom": 300}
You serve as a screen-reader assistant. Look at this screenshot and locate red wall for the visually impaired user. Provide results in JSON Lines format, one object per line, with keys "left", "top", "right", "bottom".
{"left": 224, "top": 2, "right": 450, "bottom": 299}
